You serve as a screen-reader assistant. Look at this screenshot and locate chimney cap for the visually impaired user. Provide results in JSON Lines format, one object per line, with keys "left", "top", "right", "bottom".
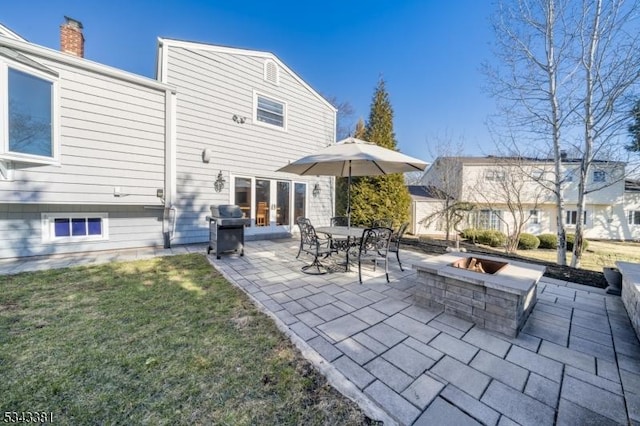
{"left": 63, "top": 16, "right": 83, "bottom": 29}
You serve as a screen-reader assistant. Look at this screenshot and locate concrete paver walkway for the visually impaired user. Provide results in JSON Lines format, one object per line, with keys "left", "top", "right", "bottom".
{"left": 2, "top": 239, "right": 639, "bottom": 425}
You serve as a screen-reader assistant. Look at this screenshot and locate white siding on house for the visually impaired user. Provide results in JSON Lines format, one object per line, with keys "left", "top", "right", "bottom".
{"left": 0, "top": 204, "right": 163, "bottom": 259}
{"left": 0, "top": 34, "right": 174, "bottom": 259}
{"left": 160, "top": 41, "right": 336, "bottom": 244}
{"left": 0, "top": 57, "right": 169, "bottom": 205}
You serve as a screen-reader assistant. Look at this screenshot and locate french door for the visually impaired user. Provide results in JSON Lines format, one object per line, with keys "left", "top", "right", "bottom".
{"left": 232, "top": 176, "right": 306, "bottom": 236}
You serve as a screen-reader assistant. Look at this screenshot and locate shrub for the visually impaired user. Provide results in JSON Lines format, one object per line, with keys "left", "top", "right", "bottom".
{"left": 537, "top": 233, "right": 557, "bottom": 249}
{"left": 477, "top": 230, "right": 507, "bottom": 247}
{"left": 461, "top": 228, "right": 479, "bottom": 240}
{"left": 518, "top": 233, "right": 540, "bottom": 250}
{"left": 566, "top": 234, "right": 589, "bottom": 252}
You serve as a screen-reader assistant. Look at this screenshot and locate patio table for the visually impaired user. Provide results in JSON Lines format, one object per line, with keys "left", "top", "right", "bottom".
{"left": 316, "top": 226, "right": 366, "bottom": 271}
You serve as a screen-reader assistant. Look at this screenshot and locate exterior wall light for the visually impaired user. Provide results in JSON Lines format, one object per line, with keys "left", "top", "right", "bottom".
{"left": 312, "top": 183, "right": 321, "bottom": 197}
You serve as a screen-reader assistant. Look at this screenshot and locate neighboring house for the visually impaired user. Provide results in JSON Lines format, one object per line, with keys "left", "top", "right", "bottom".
{"left": 156, "top": 38, "right": 336, "bottom": 243}
{"left": 0, "top": 19, "right": 336, "bottom": 259}
{"left": 407, "top": 185, "right": 447, "bottom": 236}
{"left": 0, "top": 19, "right": 176, "bottom": 259}
{"left": 418, "top": 155, "right": 635, "bottom": 241}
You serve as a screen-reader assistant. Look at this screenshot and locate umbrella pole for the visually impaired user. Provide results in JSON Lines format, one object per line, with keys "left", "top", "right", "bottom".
{"left": 347, "top": 161, "right": 351, "bottom": 228}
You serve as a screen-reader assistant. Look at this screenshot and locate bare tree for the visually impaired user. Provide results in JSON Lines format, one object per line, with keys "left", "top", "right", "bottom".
{"left": 569, "top": 0, "right": 640, "bottom": 267}
{"left": 486, "top": 0, "right": 578, "bottom": 265}
{"left": 420, "top": 135, "right": 473, "bottom": 243}
{"left": 469, "top": 157, "right": 552, "bottom": 253}
{"left": 325, "top": 95, "right": 356, "bottom": 140}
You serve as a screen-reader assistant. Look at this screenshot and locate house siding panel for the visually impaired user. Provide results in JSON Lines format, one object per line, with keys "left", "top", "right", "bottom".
{"left": 0, "top": 54, "right": 168, "bottom": 206}
{"left": 163, "top": 44, "right": 335, "bottom": 244}
{"left": 0, "top": 204, "right": 163, "bottom": 259}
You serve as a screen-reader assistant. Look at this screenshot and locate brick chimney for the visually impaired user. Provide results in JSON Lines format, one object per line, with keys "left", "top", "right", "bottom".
{"left": 60, "top": 16, "right": 84, "bottom": 57}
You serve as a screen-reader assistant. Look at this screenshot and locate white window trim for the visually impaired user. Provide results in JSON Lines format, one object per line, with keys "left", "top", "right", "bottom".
{"left": 628, "top": 210, "right": 640, "bottom": 225}
{"left": 253, "top": 90, "right": 287, "bottom": 132}
{"left": 485, "top": 169, "right": 505, "bottom": 181}
{"left": 0, "top": 58, "right": 61, "bottom": 165}
{"left": 565, "top": 210, "right": 587, "bottom": 226}
{"left": 529, "top": 209, "right": 540, "bottom": 224}
{"left": 593, "top": 170, "right": 606, "bottom": 183}
{"left": 41, "top": 212, "right": 109, "bottom": 243}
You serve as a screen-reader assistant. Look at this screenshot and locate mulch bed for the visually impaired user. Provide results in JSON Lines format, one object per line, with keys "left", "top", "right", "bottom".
{"left": 401, "top": 238, "right": 608, "bottom": 289}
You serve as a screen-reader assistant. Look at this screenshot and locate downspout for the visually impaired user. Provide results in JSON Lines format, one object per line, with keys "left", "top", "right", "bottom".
{"left": 159, "top": 39, "right": 178, "bottom": 247}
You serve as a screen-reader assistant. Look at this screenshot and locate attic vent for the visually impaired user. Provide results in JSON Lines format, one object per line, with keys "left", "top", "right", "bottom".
{"left": 264, "top": 59, "right": 279, "bottom": 85}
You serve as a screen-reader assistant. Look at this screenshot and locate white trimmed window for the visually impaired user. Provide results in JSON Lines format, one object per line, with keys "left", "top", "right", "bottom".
{"left": 530, "top": 209, "right": 540, "bottom": 224}
{"left": 478, "top": 209, "right": 502, "bottom": 231}
{"left": 263, "top": 59, "right": 280, "bottom": 85}
{"left": 564, "top": 169, "right": 574, "bottom": 182}
{"left": 0, "top": 59, "right": 60, "bottom": 164}
{"left": 593, "top": 170, "right": 606, "bottom": 183}
{"left": 628, "top": 211, "right": 640, "bottom": 225}
{"left": 485, "top": 170, "right": 505, "bottom": 181}
{"left": 42, "top": 213, "right": 109, "bottom": 243}
{"left": 254, "top": 92, "right": 286, "bottom": 130}
{"left": 565, "top": 210, "right": 586, "bottom": 225}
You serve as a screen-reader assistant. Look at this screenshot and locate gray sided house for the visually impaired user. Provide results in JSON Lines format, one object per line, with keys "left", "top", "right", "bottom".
{"left": 0, "top": 21, "right": 176, "bottom": 259}
{"left": 156, "top": 38, "right": 336, "bottom": 244}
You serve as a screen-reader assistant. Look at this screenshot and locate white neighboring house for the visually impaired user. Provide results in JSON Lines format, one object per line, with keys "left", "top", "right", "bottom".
{"left": 156, "top": 38, "right": 336, "bottom": 243}
{"left": 417, "top": 155, "right": 638, "bottom": 241}
{"left": 0, "top": 19, "right": 176, "bottom": 259}
{"left": 0, "top": 19, "right": 336, "bottom": 260}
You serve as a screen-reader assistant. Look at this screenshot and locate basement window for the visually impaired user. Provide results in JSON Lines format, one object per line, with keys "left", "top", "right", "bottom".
{"left": 42, "top": 213, "right": 109, "bottom": 243}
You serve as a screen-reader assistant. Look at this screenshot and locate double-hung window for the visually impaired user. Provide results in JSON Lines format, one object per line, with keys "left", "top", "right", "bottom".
{"left": 593, "top": 170, "right": 606, "bottom": 183}
{"left": 0, "top": 57, "right": 60, "bottom": 164}
{"left": 628, "top": 211, "right": 640, "bottom": 225}
{"left": 254, "top": 92, "right": 286, "bottom": 130}
{"left": 565, "top": 210, "right": 587, "bottom": 225}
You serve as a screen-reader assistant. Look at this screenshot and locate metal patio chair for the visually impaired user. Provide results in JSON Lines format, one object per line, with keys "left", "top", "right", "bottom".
{"left": 357, "top": 227, "right": 393, "bottom": 284}
{"left": 372, "top": 218, "right": 393, "bottom": 228}
{"left": 298, "top": 221, "right": 336, "bottom": 274}
{"left": 389, "top": 222, "right": 409, "bottom": 271}
{"left": 295, "top": 217, "right": 312, "bottom": 258}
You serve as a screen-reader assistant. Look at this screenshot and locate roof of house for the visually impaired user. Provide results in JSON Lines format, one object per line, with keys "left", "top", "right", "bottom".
{"left": 626, "top": 179, "right": 640, "bottom": 192}
{"left": 435, "top": 155, "right": 622, "bottom": 166}
{"left": 407, "top": 185, "right": 449, "bottom": 201}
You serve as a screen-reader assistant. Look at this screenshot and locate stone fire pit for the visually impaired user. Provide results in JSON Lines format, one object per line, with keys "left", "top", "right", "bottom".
{"left": 413, "top": 253, "right": 545, "bottom": 337}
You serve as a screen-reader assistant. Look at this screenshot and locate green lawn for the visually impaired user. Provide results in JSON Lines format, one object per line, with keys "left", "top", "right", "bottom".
{"left": 0, "top": 254, "right": 369, "bottom": 425}
{"left": 516, "top": 239, "right": 640, "bottom": 271}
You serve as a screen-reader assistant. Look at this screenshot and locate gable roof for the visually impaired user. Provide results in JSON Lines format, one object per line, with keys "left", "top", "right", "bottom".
{"left": 0, "top": 23, "right": 27, "bottom": 42}
{"left": 157, "top": 37, "right": 336, "bottom": 112}
{"left": 407, "top": 185, "right": 449, "bottom": 201}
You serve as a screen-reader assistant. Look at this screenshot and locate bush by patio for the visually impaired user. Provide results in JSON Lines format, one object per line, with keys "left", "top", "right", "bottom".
{"left": 477, "top": 230, "right": 507, "bottom": 247}
{"left": 567, "top": 234, "right": 589, "bottom": 252}
{"left": 537, "top": 233, "right": 558, "bottom": 249}
{"left": 518, "top": 233, "right": 540, "bottom": 250}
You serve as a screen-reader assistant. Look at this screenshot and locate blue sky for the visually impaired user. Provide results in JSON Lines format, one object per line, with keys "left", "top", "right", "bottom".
{"left": 2, "top": 1, "right": 497, "bottom": 161}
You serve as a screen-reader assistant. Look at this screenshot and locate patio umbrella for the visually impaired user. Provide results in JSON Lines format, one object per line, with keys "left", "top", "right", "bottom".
{"left": 276, "top": 137, "right": 428, "bottom": 226}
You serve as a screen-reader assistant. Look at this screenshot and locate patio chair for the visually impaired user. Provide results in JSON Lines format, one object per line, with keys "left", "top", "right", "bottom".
{"left": 389, "top": 222, "right": 409, "bottom": 271}
{"left": 298, "top": 221, "right": 336, "bottom": 274}
{"left": 330, "top": 216, "right": 349, "bottom": 226}
{"left": 295, "top": 217, "right": 312, "bottom": 258}
{"left": 372, "top": 218, "right": 393, "bottom": 228}
{"left": 357, "top": 227, "right": 393, "bottom": 284}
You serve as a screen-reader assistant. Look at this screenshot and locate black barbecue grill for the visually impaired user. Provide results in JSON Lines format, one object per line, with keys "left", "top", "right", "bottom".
{"left": 206, "top": 204, "right": 251, "bottom": 259}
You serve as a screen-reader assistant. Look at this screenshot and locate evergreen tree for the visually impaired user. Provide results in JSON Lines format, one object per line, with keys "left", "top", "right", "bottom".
{"left": 336, "top": 119, "right": 366, "bottom": 216}
{"left": 349, "top": 79, "right": 412, "bottom": 228}
{"left": 627, "top": 99, "right": 640, "bottom": 152}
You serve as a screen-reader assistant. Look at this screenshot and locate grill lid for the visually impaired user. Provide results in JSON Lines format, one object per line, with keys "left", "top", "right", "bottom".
{"left": 210, "top": 204, "right": 243, "bottom": 218}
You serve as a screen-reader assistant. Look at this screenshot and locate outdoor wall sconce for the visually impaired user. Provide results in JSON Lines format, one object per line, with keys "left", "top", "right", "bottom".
{"left": 202, "top": 148, "right": 212, "bottom": 163}
{"left": 214, "top": 170, "right": 226, "bottom": 192}
{"left": 312, "top": 183, "right": 321, "bottom": 197}
{"left": 232, "top": 114, "right": 246, "bottom": 124}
